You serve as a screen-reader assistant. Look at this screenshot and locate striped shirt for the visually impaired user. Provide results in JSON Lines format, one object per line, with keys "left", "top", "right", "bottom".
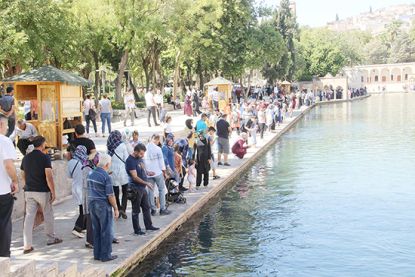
{"left": 87, "top": 167, "right": 114, "bottom": 202}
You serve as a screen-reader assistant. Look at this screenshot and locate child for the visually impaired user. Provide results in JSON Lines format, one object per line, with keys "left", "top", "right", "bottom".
{"left": 130, "top": 130, "right": 140, "bottom": 149}
{"left": 187, "top": 159, "right": 196, "bottom": 192}
{"left": 207, "top": 126, "right": 220, "bottom": 180}
{"left": 164, "top": 115, "right": 173, "bottom": 138}
{"left": 174, "top": 144, "right": 183, "bottom": 185}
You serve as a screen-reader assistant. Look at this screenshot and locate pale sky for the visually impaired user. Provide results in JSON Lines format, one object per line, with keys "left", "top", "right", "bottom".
{"left": 258, "top": 0, "right": 415, "bottom": 27}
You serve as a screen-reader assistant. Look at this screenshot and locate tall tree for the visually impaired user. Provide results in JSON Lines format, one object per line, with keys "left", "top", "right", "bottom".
{"left": 275, "top": 0, "right": 298, "bottom": 80}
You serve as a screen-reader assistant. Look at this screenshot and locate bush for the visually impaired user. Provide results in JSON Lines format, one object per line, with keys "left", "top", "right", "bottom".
{"left": 112, "top": 101, "right": 125, "bottom": 110}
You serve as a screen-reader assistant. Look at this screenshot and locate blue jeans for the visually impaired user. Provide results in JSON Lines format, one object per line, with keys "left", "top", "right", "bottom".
{"left": 89, "top": 200, "right": 113, "bottom": 261}
{"left": 101, "top": 113, "right": 111, "bottom": 134}
{"left": 147, "top": 174, "right": 167, "bottom": 211}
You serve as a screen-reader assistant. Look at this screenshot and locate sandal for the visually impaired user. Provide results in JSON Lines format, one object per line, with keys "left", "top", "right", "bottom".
{"left": 23, "top": 247, "right": 34, "bottom": 254}
{"left": 47, "top": 238, "right": 63, "bottom": 246}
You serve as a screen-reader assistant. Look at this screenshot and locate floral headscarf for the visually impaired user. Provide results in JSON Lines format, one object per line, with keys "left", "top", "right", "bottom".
{"left": 74, "top": 145, "right": 88, "bottom": 165}
{"left": 107, "top": 130, "right": 123, "bottom": 156}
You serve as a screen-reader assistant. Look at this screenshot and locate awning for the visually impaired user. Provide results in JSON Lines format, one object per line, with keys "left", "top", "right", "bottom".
{"left": 2, "top": 65, "right": 90, "bottom": 86}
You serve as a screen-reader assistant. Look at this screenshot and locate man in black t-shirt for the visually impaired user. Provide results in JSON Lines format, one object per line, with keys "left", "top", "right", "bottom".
{"left": 21, "top": 136, "right": 62, "bottom": 254}
{"left": 70, "top": 124, "right": 96, "bottom": 156}
{"left": 125, "top": 143, "right": 159, "bottom": 235}
{"left": 216, "top": 113, "right": 232, "bottom": 166}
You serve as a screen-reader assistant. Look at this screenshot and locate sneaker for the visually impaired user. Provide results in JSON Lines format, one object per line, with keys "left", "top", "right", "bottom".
{"left": 224, "top": 163, "right": 231, "bottom": 166}
{"left": 160, "top": 209, "right": 171, "bottom": 216}
{"left": 72, "top": 229, "right": 85, "bottom": 238}
{"left": 217, "top": 162, "right": 223, "bottom": 166}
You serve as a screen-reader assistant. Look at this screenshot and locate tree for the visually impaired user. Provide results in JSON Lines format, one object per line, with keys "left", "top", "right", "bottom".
{"left": 71, "top": 0, "right": 115, "bottom": 99}
{"left": 275, "top": 0, "right": 298, "bottom": 80}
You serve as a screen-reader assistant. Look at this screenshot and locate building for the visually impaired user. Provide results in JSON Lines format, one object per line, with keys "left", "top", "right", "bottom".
{"left": 327, "top": 4, "right": 415, "bottom": 35}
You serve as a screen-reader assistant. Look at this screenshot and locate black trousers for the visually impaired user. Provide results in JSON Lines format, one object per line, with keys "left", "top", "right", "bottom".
{"left": 85, "top": 114, "right": 97, "bottom": 133}
{"left": 86, "top": 213, "right": 93, "bottom": 245}
{"left": 131, "top": 186, "right": 153, "bottom": 233}
{"left": 0, "top": 194, "right": 14, "bottom": 257}
{"left": 6, "top": 117, "right": 15, "bottom": 137}
{"left": 147, "top": 106, "right": 158, "bottom": 126}
{"left": 196, "top": 171, "right": 209, "bottom": 187}
{"left": 259, "top": 123, "right": 266, "bottom": 139}
{"left": 17, "top": 138, "right": 31, "bottom": 155}
{"left": 113, "top": 185, "right": 128, "bottom": 212}
{"left": 73, "top": 205, "right": 86, "bottom": 232}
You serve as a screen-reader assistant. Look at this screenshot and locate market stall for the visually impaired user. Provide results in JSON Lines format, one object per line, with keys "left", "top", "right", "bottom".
{"left": 1, "top": 65, "right": 89, "bottom": 151}
{"left": 204, "top": 77, "right": 233, "bottom": 111}
{"left": 281, "top": 80, "right": 291, "bottom": 93}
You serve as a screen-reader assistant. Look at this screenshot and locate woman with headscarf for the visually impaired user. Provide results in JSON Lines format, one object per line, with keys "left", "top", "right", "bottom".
{"left": 107, "top": 130, "right": 129, "bottom": 219}
{"left": 184, "top": 90, "right": 193, "bottom": 117}
{"left": 67, "top": 145, "right": 88, "bottom": 238}
{"left": 193, "top": 132, "right": 212, "bottom": 188}
{"left": 232, "top": 132, "right": 250, "bottom": 159}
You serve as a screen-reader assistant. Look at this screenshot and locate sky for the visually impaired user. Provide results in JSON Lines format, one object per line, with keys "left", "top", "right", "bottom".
{"left": 258, "top": 0, "right": 415, "bottom": 27}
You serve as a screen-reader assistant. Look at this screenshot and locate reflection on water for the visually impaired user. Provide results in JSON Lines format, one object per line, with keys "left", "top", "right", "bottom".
{"left": 130, "top": 94, "right": 415, "bottom": 277}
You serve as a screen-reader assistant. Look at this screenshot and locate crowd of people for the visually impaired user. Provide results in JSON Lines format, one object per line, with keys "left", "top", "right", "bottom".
{"left": 0, "top": 82, "right": 368, "bottom": 263}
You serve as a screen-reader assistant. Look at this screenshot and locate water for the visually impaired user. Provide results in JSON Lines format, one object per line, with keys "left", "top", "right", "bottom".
{"left": 130, "top": 94, "right": 415, "bottom": 277}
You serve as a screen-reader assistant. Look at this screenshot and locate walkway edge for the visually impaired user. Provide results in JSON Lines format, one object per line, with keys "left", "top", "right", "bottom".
{"left": 112, "top": 95, "right": 371, "bottom": 276}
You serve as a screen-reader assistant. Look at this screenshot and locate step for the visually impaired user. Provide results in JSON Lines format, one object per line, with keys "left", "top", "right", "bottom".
{"left": 10, "top": 260, "right": 36, "bottom": 277}
{"left": 0, "top": 257, "right": 10, "bottom": 276}
{"left": 35, "top": 261, "right": 58, "bottom": 277}
{"left": 57, "top": 261, "right": 77, "bottom": 277}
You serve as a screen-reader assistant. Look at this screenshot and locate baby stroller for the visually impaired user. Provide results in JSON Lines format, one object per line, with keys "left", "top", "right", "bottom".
{"left": 166, "top": 178, "right": 187, "bottom": 204}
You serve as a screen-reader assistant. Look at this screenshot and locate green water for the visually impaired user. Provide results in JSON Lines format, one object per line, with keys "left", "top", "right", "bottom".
{"left": 130, "top": 94, "right": 415, "bottom": 277}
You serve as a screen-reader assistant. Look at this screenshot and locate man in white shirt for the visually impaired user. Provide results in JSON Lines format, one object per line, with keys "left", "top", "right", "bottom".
{"left": 154, "top": 90, "right": 163, "bottom": 119}
{"left": 10, "top": 120, "right": 38, "bottom": 155}
{"left": 144, "top": 134, "right": 170, "bottom": 216}
{"left": 123, "top": 89, "right": 136, "bottom": 127}
{"left": 212, "top": 87, "right": 220, "bottom": 111}
{"left": 145, "top": 89, "right": 159, "bottom": 127}
{"left": 0, "top": 113, "right": 18, "bottom": 257}
{"left": 99, "top": 95, "right": 112, "bottom": 137}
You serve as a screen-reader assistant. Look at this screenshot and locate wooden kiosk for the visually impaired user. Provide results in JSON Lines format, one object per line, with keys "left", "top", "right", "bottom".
{"left": 204, "top": 77, "right": 233, "bottom": 111}
{"left": 1, "top": 66, "right": 89, "bottom": 151}
{"left": 281, "top": 80, "right": 291, "bottom": 93}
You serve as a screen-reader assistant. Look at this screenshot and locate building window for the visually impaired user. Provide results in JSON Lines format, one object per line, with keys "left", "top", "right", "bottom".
{"left": 375, "top": 75, "right": 379, "bottom": 82}
{"left": 405, "top": 74, "right": 408, "bottom": 80}
{"left": 361, "top": 76, "right": 364, "bottom": 82}
{"left": 391, "top": 75, "right": 394, "bottom": 81}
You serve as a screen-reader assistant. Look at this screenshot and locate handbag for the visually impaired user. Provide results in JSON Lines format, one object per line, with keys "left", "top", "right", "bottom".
{"left": 126, "top": 184, "right": 136, "bottom": 201}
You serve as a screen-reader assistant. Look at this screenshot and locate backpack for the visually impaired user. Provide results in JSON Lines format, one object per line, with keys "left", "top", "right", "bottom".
{"left": 88, "top": 108, "right": 97, "bottom": 120}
